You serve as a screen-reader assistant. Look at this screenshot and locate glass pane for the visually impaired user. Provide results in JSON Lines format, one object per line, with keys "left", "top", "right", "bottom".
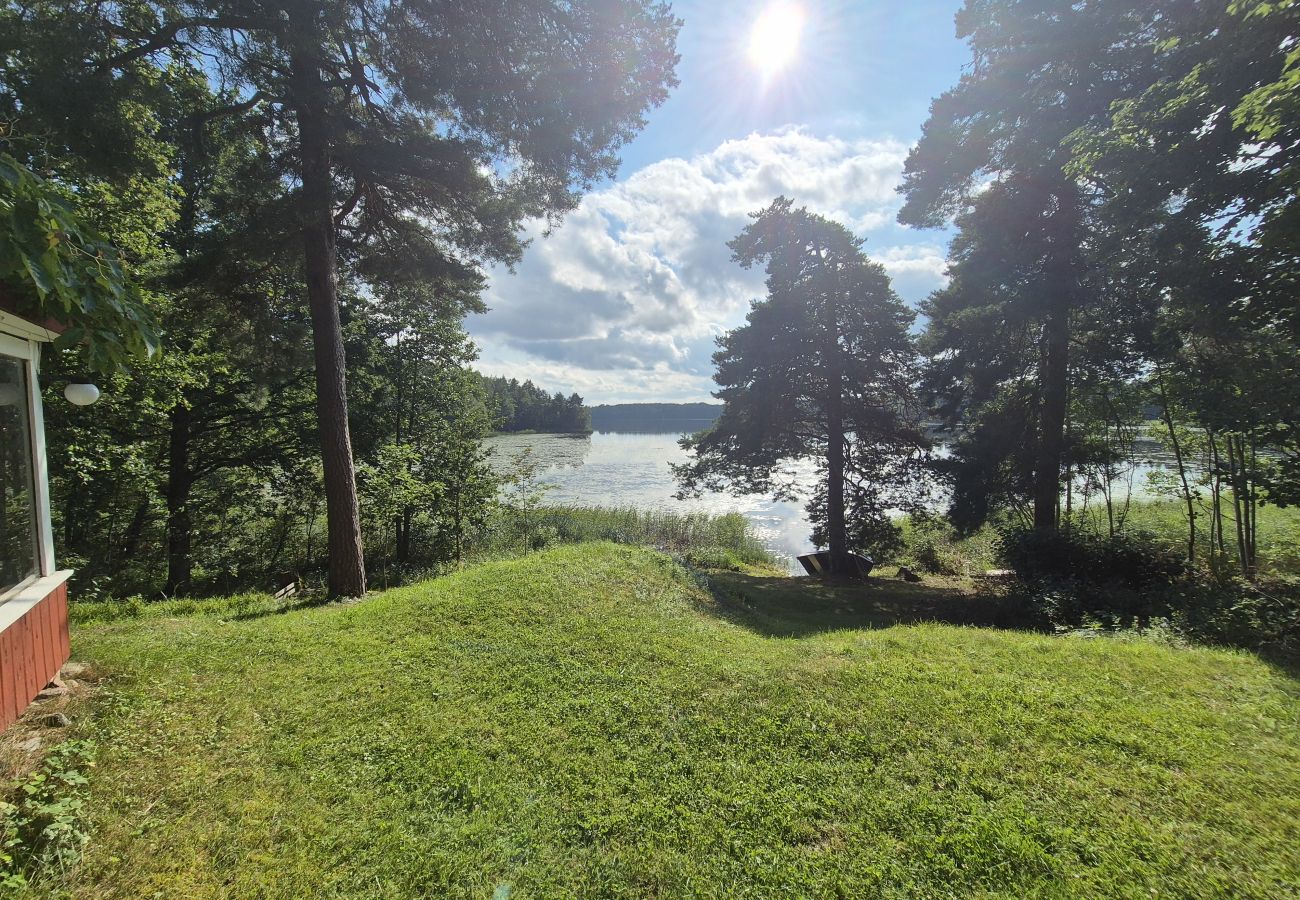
{"left": 0, "top": 355, "right": 37, "bottom": 594}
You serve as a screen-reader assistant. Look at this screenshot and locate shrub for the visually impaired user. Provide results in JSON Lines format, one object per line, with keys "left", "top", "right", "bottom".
{"left": 997, "top": 526, "right": 1187, "bottom": 590}
{"left": 995, "top": 526, "right": 1187, "bottom": 628}
{"left": 683, "top": 547, "right": 747, "bottom": 572}
{"left": 899, "top": 514, "right": 962, "bottom": 575}
{"left": 1167, "top": 576, "right": 1300, "bottom": 651}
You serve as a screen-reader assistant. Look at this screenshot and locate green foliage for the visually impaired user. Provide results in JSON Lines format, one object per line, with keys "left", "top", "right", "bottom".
{"left": 997, "top": 526, "right": 1188, "bottom": 592}
{"left": 494, "top": 505, "right": 775, "bottom": 567}
{"left": 1166, "top": 576, "right": 1300, "bottom": 652}
{"left": 54, "top": 545, "right": 1300, "bottom": 896}
{"left": 0, "top": 154, "right": 158, "bottom": 372}
{"left": 0, "top": 740, "right": 95, "bottom": 892}
{"left": 482, "top": 377, "right": 590, "bottom": 434}
{"left": 894, "top": 513, "right": 998, "bottom": 577}
{"left": 682, "top": 546, "right": 750, "bottom": 572}
{"left": 995, "top": 525, "right": 1188, "bottom": 628}
{"left": 496, "top": 449, "right": 558, "bottom": 555}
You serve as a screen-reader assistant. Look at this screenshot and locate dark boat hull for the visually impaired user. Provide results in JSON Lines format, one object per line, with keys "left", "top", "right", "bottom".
{"left": 797, "top": 551, "right": 874, "bottom": 578}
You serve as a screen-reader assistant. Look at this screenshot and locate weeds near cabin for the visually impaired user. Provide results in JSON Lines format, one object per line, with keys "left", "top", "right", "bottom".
{"left": 0, "top": 740, "right": 95, "bottom": 891}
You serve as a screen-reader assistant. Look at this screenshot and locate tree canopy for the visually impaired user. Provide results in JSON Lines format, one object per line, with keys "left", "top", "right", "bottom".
{"left": 0, "top": 154, "right": 159, "bottom": 371}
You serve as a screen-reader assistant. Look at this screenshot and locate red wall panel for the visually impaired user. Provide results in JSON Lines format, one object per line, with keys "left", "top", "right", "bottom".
{"left": 0, "top": 582, "right": 70, "bottom": 732}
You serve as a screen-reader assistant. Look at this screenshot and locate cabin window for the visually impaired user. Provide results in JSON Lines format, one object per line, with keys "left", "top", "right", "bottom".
{"left": 0, "top": 353, "right": 37, "bottom": 597}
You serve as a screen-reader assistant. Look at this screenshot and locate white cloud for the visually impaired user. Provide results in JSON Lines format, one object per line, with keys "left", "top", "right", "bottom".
{"left": 470, "top": 127, "right": 949, "bottom": 403}
{"left": 874, "top": 245, "right": 948, "bottom": 280}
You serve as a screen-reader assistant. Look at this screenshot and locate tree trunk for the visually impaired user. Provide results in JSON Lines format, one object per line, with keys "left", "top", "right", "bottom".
{"left": 396, "top": 507, "right": 412, "bottom": 564}
{"left": 164, "top": 401, "right": 193, "bottom": 596}
{"left": 822, "top": 252, "right": 851, "bottom": 575}
{"left": 120, "top": 496, "right": 150, "bottom": 560}
{"left": 291, "top": 33, "right": 366, "bottom": 598}
{"left": 826, "top": 414, "right": 850, "bottom": 573}
{"left": 1155, "top": 366, "right": 1196, "bottom": 563}
{"left": 1033, "top": 302, "right": 1069, "bottom": 533}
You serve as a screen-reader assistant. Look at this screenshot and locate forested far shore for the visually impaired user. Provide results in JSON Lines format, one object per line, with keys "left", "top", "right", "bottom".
{"left": 481, "top": 376, "right": 591, "bottom": 433}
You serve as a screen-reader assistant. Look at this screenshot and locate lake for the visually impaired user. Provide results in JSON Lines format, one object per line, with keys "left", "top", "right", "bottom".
{"left": 485, "top": 428, "right": 1188, "bottom": 570}
{"left": 485, "top": 430, "right": 817, "bottom": 567}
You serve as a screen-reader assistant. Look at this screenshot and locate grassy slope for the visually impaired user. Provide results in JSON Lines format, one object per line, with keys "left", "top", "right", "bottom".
{"left": 45, "top": 544, "right": 1300, "bottom": 898}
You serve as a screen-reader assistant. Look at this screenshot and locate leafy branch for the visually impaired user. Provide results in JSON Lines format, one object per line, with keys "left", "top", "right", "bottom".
{"left": 0, "top": 154, "right": 159, "bottom": 372}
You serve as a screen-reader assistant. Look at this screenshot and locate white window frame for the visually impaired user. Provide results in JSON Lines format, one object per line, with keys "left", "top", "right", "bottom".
{"left": 0, "top": 330, "right": 56, "bottom": 602}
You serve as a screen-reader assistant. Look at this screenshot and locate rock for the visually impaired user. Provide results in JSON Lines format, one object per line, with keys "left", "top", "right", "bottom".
{"left": 35, "top": 685, "right": 66, "bottom": 701}
{"left": 60, "top": 662, "right": 89, "bottom": 678}
{"left": 42, "top": 712, "right": 71, "bottom": 728}
{"left": 896, "top": 566, "right": 922, "bottom": 583}
{"left": 20, "top": 736, "right": 42, "bottom": 752}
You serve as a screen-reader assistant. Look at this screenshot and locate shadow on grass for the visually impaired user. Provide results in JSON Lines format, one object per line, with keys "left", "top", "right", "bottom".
{"left": 701, "top": 570, "right": 1040, "bottom": 638}
{"left": 1255, "top": 644, "right": 1300, "bottom": 681}
{"left": 230, "top": 593, "right": 334, "bottom": 622}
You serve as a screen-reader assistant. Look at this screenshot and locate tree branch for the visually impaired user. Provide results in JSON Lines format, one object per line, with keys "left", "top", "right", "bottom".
{"left": 100, "top": 15, "right": 264, "bottom": 71}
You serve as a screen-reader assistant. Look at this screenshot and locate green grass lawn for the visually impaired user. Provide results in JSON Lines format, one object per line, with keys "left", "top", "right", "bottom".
{"left": 25, "top": 544, "right": 1300, "bottom": 897}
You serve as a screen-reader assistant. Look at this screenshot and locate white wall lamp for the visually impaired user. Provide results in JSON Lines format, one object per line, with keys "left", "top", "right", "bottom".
{"left": 63, "top": 382, "right": 101, "bottom": 407}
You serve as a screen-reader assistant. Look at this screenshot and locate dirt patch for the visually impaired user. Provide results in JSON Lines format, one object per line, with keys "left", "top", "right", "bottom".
{"left": 0, "top": 661, "right": 103, "bottom": 782}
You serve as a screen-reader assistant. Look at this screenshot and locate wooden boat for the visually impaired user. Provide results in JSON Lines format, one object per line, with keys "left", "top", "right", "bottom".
{"left": 797, "top": 551, "right": 874, "bottom": 578}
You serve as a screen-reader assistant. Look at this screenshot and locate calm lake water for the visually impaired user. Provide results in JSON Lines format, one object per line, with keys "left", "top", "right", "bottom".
{"left": 485, "top": 429, "right": 1187, "bottom": 570}
{"left": 485, "top": 430, "right": 817, "bottom": 566}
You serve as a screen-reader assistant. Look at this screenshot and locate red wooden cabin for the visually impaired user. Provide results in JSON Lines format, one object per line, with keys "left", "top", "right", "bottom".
{"left": 0, "top": 303, "right": 72, "bottom": 731}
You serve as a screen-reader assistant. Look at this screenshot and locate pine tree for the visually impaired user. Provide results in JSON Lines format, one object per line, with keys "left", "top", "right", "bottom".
{"left": 675, "top": 198, "right": 926, "bottom": 575}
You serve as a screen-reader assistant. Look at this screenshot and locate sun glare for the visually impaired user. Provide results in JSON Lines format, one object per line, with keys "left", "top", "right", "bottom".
{"left": 747, "top": 2, "right": 806, "bottom": 79}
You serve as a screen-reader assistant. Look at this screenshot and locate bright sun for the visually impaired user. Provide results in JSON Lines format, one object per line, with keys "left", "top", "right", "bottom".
{"left": 747, "top": 2, "right": 806, "bottom": 79}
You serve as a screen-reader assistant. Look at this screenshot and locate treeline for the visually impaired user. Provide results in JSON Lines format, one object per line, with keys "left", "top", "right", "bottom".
{"left": 0, "top": 0, "right": 678, "bottom": 597}
{"left": 481, "top": 377, "right": 591, "bottom": 433}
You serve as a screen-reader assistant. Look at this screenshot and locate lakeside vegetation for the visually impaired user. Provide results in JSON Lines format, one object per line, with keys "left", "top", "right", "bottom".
{"left": 6, "top": 544, "right": 1297, "bottom": 896}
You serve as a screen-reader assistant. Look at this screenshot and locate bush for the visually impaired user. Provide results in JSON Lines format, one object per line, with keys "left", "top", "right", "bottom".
{"left": 893, "top": 514, "right": 1000, "bottom": 577}
{"left": 997, "top": 526, "right": 1187, "bottom": 590}
{"left": 995, "top": 526, "right": 1187, "bottom": 628}
{"left": 1167, "top": 576, "right": 1300, "bottom": 651}
{"left": 683, "top": 546, "right": 748, "bottom": 572}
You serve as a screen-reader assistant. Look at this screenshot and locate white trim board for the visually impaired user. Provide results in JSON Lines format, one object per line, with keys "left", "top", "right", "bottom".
{"left": 0, "top": 312, "right": 57, "bottom": 344}
{"left": 0, "top": 570, "right": 72, "bottom": 635}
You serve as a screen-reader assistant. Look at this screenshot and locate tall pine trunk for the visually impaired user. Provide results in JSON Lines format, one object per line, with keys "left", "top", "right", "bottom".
{"left": 823, "top": 254, "right": 851, "bottom": 574}
{"left": 164, "top": 401, "right": 193, "bottom": 595}
{"left": 291, "top": 30, "right": 367, "bottom": 598}
{"left": 826, "top": 410, "right": 849, "bottom": 572}
{"left": 1033, "top": 302, "right": 1069, "bottom": 533}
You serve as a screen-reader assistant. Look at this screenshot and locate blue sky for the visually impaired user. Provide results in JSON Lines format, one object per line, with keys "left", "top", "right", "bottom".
{"left": 470, "top": 0, "right": 968, "bottom": 404}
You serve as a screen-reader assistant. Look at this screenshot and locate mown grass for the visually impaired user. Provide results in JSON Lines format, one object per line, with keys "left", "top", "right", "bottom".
{"left": 23, "top": 543, "right": 1300, "bottom": 897}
